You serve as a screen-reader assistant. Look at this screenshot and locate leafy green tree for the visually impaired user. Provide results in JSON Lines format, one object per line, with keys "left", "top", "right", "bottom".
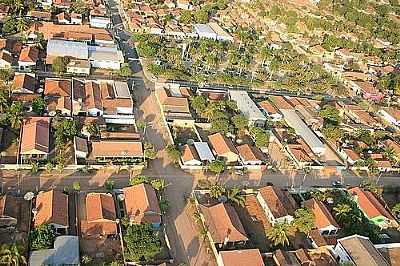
{"left": 105, "top": 180, "right": 114, "bottom": 191}
{"left": 292, "top": 208, "right": 315, "bottom": 235}
{"left": 333, "top": 203, "right": 352, "bottom": 223}
{"left": 71, "top": 0, "right": 89, "bottom": 16}
{"left": 227, "top": 187, "right": 245, "bottom": 206}
{"left": 0, "top": 68, "right": 14, "bottom": 82}
{"left": 0, "top": 243, "right": 26, "bottom": 266}
{"left": 190, "top": 95, "right": 207, "bottom": 115}
{"left": 32, "top": 97, "right": 46, "bottom": 115}
{"left": 179, "top": 11, "right": 193, "bottom": 24}
{"left": 392, "top": 203, "right": 400, "bottom": 218}
{"left": 210, "top": 117, "right": 233, "bottom": 134}
{"left": 209, "top": 183, "right": 226, "bottom": 198}
{"left": 73, "top": 181, "right": 81, "bottom": 191}
{"left": 16, "top": 18, "right": 29, "bottom": 33}
{"left": 194, "top": 9, "right": 209, "bottom": 23}
{"left": 45, "top": 162, "right": 53, "bottom": 173}
{"left": 52, "top": 56, "right": 70, "bottom": 74}
{"left": 144, "top": 142, "right": 156, "bottom": 160}
{"left": 209, "top": 159, "right": 225, "bottom": 174}
{"left": 129, "top": 175, "right": 150, "bottom": 186}
{"left": 166, "top": 144, "right": 182, "bottom": 164}
{"left": 159, "top": 199, "right": 169, "bottom": 215}
{"left": 30, "top": 161, "right": 39, "bottom": 174}
{"left": 322, "top": 126, "right": 343, "bottom": 142}
{"left": 29, "top": 224, "right": 56, "bottom": 250}
{"left": 150, "top": 179, "right": 167, "bottom": 192}
{"left": 250, "top": 127, "right": 269, "bottom": 148}
{"left": 0, "top": 90, "right": 10, "bottom": 113}
{"left": 86, "top": 123, "right": 100, "bottom": 138}
{"left": 266, "top": 222, "right": 291, "bottom": 247}
{"left": 320, "top": 104, "right": 341, "bottom": 126}
{"left": 118, "top": 63, "right": 133, "bottom": 77}
{"left": 232, "top": 114, "right": 248, "bottom": 130}
{"left": 123, "top": 224, "right": 162, "bottom": 262}
{"left": 2, "top": 17, "right": 17, "bottom": 34}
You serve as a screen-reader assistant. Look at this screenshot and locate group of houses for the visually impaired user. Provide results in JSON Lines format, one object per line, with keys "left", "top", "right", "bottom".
{"left": 0, "top": 183, "right": 162, "bottom": 265}
{"left": 194, "top": 185, "right": 400, "bottom": 266}
{"left": 121, "top": 0, "right": 233, "bottom": 41}
{"left": 154, "top": 82, "right": 269, "bottom": 170}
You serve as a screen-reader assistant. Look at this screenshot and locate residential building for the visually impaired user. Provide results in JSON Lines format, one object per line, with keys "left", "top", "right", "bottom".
{"left": 217, "top": 249, "right": 264, "bottom": 266}
{"left": 379, "top": 108, "right": 400, "bottom": 127}
{"left": 236, "top": 144, "right": 265, "bottom": 166}
{"left": 229, "top": 90, "right": 267, "bottom": 127}
{"left": 46, "top": 39, "right": 88, "bottom": 64}
{"left": 18, "top": 46, "right": 39, "bottom": 71}
{"left": 0, "top": 50, "right": 12, "bottom": 68}
{"left": 304, "top": 198, "right": 339, "bottom": 235}
{"left": 12, "top": 73, "right": 36, "bottom": 94}
{"left": 333, "top": 235, "right": 390, "bottom": 266}
{"left": 341, "top": 148, "right": 361, "bottom": 166}
{"left": 122, "top": 184, "right": 161, "bottom": 228}
{"left": 181, "top": 144, "right": 202, "bottom": 166}
{"left": 199, "top": 203, "right": 248, "bottom": 248}
{"left": 155, "top": 84, "right": 190, "bottom": 113}
{"left": 70, "top": 12, "right": 82, "bottom": 24}
{"left": 280, "top": 109, "right": 326, "bottom": 155}
{"left": 34, "top": 190, "right": 69, "bottom": 234}
{"left": 0, "top": 195, "right": 18, "bottom": 229}
{"left": 258, "top": 100, "right": 282, "bottom": 121}
{"left": 272, "top": 249, "right": 301, "bottom": 266}
{"left": 208, "top": 22, "right": 234, "bottom": 42}
{"left": 193, "top": 142, "right": 215, "bottom": 162}
{"left": 177, "top": 0, "right": 192, "bottom": 10}
{"left": 44, "top": 78, "right": 72, "bottom": 116}
{"left": 193, "top": 24, "right": 217, "bottom": 40}
{"left": 74, "top": 136, "right": 89, "bottom": 159}
{"left": 67, "top": 59, "right": 91, "bottom": 75}
{"left": 91, "top": 140, "right": 143, "bottom": 162}
{"left": 90, "top": 8, "right": 111, "bottom": 28}
{"left": 256, "top": 186, "right": 297, "bottom": 225}
{"left": 88, "top": 45, "right": 124, "bottom": 70}
{"left": 208, "top": 133, "right": 239, "bottom": 163}
{"left": 349, "top": 187, "right": 398, "bottom": 229}
{"left": 20, "top": 117, "right": 51, "bottom": 162}
{"left": 29, "top": 236, "right": 80, "bottom": 266}
{"left": 350, "top": 81, "right": 384, "bottom": 101}
{"left": 81, "top": 193, "right": 117, "bottom": 238}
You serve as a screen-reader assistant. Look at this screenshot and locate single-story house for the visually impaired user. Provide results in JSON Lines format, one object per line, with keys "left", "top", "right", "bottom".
{"left": 181, "top": 144, "right": 202, "bottom": 166}
{"left": 217, "top": 249, "right": 264, "bottom": 266}
{"left": 236, "top": 144, "right": 266, "bottom": 166}
{"left": 304, "top": 198, "right": 339, "bottom": 236}
{"left": 256, "top": 185, "right": 297, "bottom": 225}
{"left": 199, "top": 202, "right": 248, "bottom": 248}
{"left": 34, "top": 190, "right": 69, "bottom": 234}
{"left": 12, "top": 73, "right": 36, "bottom": 94}
{"left": 20, "top": 117, "right": 51, "bottom": 162}
{"left": 123, "top": 184, "right": 161, "bottom": 228}
{"left": 18, "top": 46, "right": 39, "bottom": 71}
{"left": 208, "top": 133, "right": 239, "bottom": 164}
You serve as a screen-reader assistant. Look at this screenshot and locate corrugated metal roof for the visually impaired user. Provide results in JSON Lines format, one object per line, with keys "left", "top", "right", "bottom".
{"left": 280, "top": 109, "right": 325, "bottom": 154}
{"left": 229, "top": 90, "right": 266, "bottom": 121}
{"left": 194, "top": 142, "right": 215, "bottom": 161}
{"left": 114, "top": 81, "right": 130, "bottom": 98}
{"left": 47, "top": 39, "right": 88, "bottom": 59}
{"left": 193, "top": 24, "right": 216, "bottom": 35}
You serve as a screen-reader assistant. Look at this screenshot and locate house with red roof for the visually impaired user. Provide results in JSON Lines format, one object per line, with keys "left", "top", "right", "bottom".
{"left": 304, "top": 198, "right": 340, "bottom": 236}
{"left": 349, "top": 187, "right": 398, "bottom": 229}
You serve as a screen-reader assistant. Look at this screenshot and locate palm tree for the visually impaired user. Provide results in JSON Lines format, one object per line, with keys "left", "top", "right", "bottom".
{"left": 16, "top": 18, "right": 29, "bottom": 33}
{"left": 0, "top": 90, "right": 10, "bottom": 113}
{"left": 266, "top": 222, "right": 291, "bottom": 247}
{"left": 0, "top": 243, "right": 27, "bottom": 266}
{"left": 227, "top": 187, "right": 245, "bottom": 206}
{"left": 292, "top": 208, "right": 315, "bottom": 235}
{"left": 209, "top": 183, "right": 226, "bottom": 199}
{"left": 7, "top": 102, "right": 23, "bottom": 129}
{"left": 333, "top": 203, "right": 352, "bottom": 223}
{"left": 150, "top": 179, "right": 167, "bottom": 192}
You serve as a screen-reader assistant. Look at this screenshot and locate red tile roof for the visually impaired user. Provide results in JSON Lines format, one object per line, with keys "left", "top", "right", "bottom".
{"left": 34, "top": 190, "right": 68, "bottom": 227}
{"left": 123, "top": 184, "right": 161, "bottom": 224}
{"left": 208, "top": 133, "right": 238, "bottom": 156}
{"left": 304, "top": 198, "right": 339, "bottom": 229}
{"left": 19, "top": 46, "right": 39, "bottom": 63}
{"left": 20, "top": 117, "right": 50, "bottom": 154}
{"left": 349, "top": 187, "right": 395, "bottom": 220}
{"left": 219, "top": 249, "right": 264, "bottom": 266}
{"left": 258, "top": 186, "right": 297, "bottom": 218}
{"left": 199, "top": 203, "right": 248, "bottom": 244}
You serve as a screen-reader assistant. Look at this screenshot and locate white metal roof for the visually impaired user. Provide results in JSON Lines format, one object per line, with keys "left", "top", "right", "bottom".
{"left": 47, "top": 39, "right": 88, "bottom": 59}
{"left": 229, "top": 90, "right": 266, "bottom": 122}
{"left": 194, "top": 142, "right": 215, "bottom": 161}
{"left": 88, "top": 46, "right": 124, "bottom": 62}
{"left": 280, "top": 109, "right": 326, "bottom": 154}
{"left": 114, "top": 81, "right": 131, "bottom": 98}
{"left": 29, "top": 236, "right": 80, "bottom": 266}
{"left": 193, "top": 24, "right": 216, "bottom": 36}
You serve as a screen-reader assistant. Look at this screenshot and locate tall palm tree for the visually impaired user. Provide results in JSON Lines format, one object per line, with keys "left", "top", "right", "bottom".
{"left": 7, "top": 102, "right": 23, "bottom": 129}
{"left": 16, "top": 18, "right": 29, "bottom": 33}
{"left": 227, "top": 187, "right": 245, "bottom": 206}
{"left": 266, "top": 222, "right": 291, "bottom": 247}
{"left": 333, "top": 203, "right": 352, "bottom": 223}
{"left": 0, "top": 90, "right": 10, "bottom": 113}
{"left": 0, "top": 243, "right": 27, "bottom": 266}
